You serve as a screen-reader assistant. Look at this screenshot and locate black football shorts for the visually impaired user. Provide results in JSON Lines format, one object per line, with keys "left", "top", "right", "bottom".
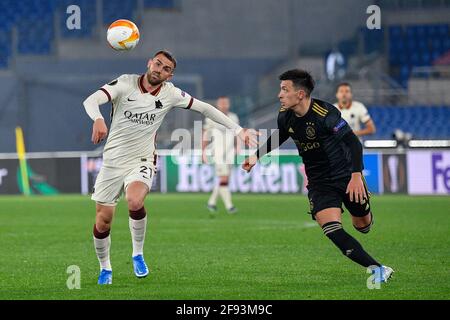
{"left": 307, "top": 176, "right": 371, "bottom": 220}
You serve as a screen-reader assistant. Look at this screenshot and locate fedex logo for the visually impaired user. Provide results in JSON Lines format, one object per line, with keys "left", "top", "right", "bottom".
{"left": 432, "top": 154, "right": 450, "bottom": 192}
{"left": 407, "top": 151, "right": 450, "bottom": 194}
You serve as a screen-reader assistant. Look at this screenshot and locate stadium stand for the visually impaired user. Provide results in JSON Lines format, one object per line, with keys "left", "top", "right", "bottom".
{"left": 367, "top": 105, "right": 450, "bottom": 139}
{"left": 0, "top": 0, "right": 178, "bottom": 65}
{"left": 0, "top": 0, "right": 448, "bottom": 154}
{"left": 389, "top": 24, "right": 450, "bottom": 87}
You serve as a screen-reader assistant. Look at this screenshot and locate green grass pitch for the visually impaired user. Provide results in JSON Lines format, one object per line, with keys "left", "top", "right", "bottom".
{"left": 0, "top": 194, "right": 448, "bottom": 300}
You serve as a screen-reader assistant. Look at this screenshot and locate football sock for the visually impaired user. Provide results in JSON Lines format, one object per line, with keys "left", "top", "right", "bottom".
{"left": 218, "top": 182, "right": 233, "bottom": 210}
{"left": 354, "top": 212, "right": 374, "bottom": 234}
{"left": 93, "top": 225, "right": 112, "bottom": 271}
{"left": 129, "top": 207, "right": 147, "bottom": 257}
{"left": 322, "top": 221, "right": 381, "bottom": 268}
{"left": 208, "top": 185, "right": 220, "bottom": 206}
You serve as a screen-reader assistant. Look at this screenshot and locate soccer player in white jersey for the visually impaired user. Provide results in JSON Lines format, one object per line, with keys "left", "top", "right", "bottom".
{"left": 202, "top": 96, "right": 240, "bottom": 214}
{"left": 334, "top": 83, "right": 376, "bottom": 138}
{"left": 82, "top": 50, "right": 258, "bottom": 285}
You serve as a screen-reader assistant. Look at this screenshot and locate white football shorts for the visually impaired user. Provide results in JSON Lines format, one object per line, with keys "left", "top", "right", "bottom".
{"left": 215, "top": 163, "right": 231, "bottom": 177}
{"left": 91, "top": 161, "right": 156, "bottom": 206}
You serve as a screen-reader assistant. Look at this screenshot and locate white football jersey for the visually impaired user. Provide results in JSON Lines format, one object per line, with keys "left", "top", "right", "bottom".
{"left": 100, "top": 74, "right": 194, "bottom": 167}
{"left": 204, "top": 112, "right": 239, "bottom": 164}
{"left": 333, "top": 101, "right": 371, "bottom": 132}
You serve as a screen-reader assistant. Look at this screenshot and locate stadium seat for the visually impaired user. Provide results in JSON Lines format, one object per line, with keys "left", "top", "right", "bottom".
{"left": 367, "top": 106, "right": 450, "bottom": 139}
{"left": 389, "top": 23, "right": 450, "bottom": 87}
{"left": 103, "top": 0, "right": 137, "bottom": 24}
{"left": 144, "top": 0, "right": 176, "bottom": 9}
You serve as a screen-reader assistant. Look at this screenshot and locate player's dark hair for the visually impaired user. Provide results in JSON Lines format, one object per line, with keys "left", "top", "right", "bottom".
{"left": 279, "top": 69, "right": 315, "bottom": 96}
{"left": 336, "top": 82, "right": 352, "bottom": 92}
{"left": 154, "top": 50, "right": 177, "bottom": 69}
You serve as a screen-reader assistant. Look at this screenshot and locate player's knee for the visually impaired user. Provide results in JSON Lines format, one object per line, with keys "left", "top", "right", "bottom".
{"left": 95, "top": 219, "right": 111, "bottom": 233}
{"left": 353, "top": 213, "right": 373, "bottom": 234}
{"left": 95, "top": 208, "right": 113, "bottom": 231}
{"left": 127, "top": 197, "right": 144, "bottom": 212}
{"left": 354, "top": 222, "right": 372, "bottom": 234}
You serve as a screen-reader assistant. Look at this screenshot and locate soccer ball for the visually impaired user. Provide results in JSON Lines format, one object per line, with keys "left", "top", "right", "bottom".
{"left": 107, "top": 19, "right": 140, "bottom": 51}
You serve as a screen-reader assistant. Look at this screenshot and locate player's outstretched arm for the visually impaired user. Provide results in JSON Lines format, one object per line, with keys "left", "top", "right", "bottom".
{"left": 242, "top": 155, "right": 258, "bottom": 173}
{"left": 242, "top": 129, "right": 289, "bottom": 173}
{"left": 83, "top": 90, "right": 110, "bottom": 144}
{"left": 189, "top": 99, "right": 259, "bottom": 147}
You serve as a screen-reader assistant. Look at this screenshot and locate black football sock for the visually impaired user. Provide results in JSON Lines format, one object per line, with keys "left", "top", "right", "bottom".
{"left": 322, "top": 221, "right": 381, "bottom": 268}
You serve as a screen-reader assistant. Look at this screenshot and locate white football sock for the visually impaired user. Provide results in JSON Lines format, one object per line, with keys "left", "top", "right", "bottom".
{"left": 219, "top": 186, "right": 233, "bottom": 210}
{"left": 129, "top": 216, "right": 147, "bottom": 257}
{"left": 208, "top": 185, "right": 220, "bottom": 206}
{"left": 93, "top": 235, "right": 112, "bottom": 271}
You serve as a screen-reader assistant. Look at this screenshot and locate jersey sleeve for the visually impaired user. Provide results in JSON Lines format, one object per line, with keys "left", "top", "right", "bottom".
{"left": 276, "top": 112, "right": 290, "bottom": 145}
{"left": 169, "top": 86, "right": 194, "bottom": 110}
{"left": 203, "top": 117, "right": 213, "bottom": 131}
{"left": 359, "top": 103, "right": 371, "bottom": 123}
{"left": 324, "top": 107, "right": 352, "bottom": 139}
{"left": 255, "top": 111, "right": 290, "bottom": 159}
{"left": 100, "top": 75, "right": 129, "bottom": 103}
{"left": 232, "top": 113, "right": 240, "bottom": 126}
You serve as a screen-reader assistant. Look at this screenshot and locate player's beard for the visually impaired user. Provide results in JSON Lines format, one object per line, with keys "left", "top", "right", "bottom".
{"left": 341, "top": 98, "right": 351, "bottom": 107}
{"left": 147, "top": 72, "right": 164, "bottom": 86}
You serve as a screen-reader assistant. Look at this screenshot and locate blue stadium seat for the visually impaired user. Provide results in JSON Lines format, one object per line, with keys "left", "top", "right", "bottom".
{"left": 103, "top": 0, "right": 137, "bottom": 24}
{"left": 367, "top": 106, "right": 450, "bottom": 139}
{"left": 389, "top": 26, "right": 403, "bottom": 38}
{"left": 389, "top": 23, "right": 450, "bottom": 87}
{"left": 144, "top": 0, "right": 176, "bottom": 9}
{"left": 0, "top": 28, "right": 12, "bottom": 68}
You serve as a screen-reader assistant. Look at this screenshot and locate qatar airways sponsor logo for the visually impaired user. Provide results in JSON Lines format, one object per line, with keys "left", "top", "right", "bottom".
{"left": 123, "top": 110, "right": 156, "bottom": 125}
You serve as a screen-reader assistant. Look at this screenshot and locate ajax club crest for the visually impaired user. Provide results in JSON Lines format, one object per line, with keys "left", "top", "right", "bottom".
{"left": 306, "top": 122, "right": 316, "bottom": 140}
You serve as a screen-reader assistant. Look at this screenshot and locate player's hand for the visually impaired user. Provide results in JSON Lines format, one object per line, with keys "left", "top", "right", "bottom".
{"left": 242, "top": 155, "right": 258, "bottom": 173}
{"left": 346, "top": 172, "right": 367, "bottom": 204}
{"left": 238, "top": 128, "right": 260, "bottom": 147}
{"left": 201, "top": 152, "right": 208, "bottom": 164}
{"left": 92, "top": 118, "right": 108, "bottom": 144}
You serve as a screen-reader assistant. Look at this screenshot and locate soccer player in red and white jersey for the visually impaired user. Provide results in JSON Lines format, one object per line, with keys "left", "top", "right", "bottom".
{"left": 202, "top": 96, "right": 240, "bottom": 214}
{"left": 83, "top": 50, "right": 258, "bottom": 284}
{"left": 334, "top": 83, "right": 376, "bottom": 138}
